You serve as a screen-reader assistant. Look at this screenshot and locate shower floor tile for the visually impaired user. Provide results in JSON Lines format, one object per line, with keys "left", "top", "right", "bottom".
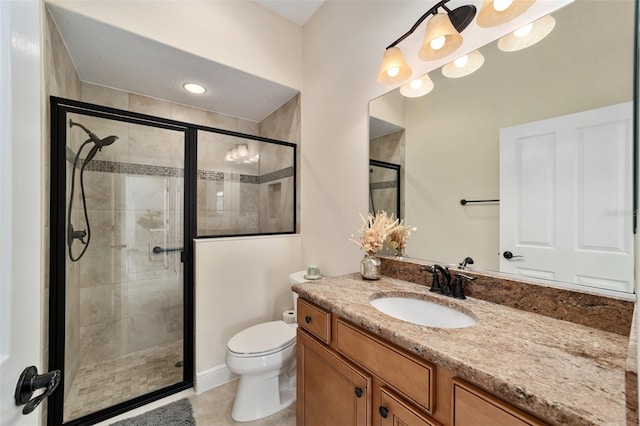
{"left": 64, "top": 340, "right": 183, "bottom": 421}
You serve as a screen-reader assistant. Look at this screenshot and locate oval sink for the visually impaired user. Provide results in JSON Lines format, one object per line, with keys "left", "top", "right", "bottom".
{"left": 370, "top": 297, "right": 477, "bottom": 329}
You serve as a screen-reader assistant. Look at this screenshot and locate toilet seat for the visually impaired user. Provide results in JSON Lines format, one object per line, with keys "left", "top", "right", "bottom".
{"left": 228, "top": 320, "right": 296, "bottom": 358}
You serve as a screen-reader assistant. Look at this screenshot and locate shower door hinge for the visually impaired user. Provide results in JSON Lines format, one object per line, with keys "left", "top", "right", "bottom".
{"left": 180, "top": 251, "right": 185, "bottom": 263}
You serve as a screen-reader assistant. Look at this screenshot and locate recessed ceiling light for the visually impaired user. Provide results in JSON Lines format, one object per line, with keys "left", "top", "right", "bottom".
{"left": 183, "top": 83, "right": 207, "bottom": 94}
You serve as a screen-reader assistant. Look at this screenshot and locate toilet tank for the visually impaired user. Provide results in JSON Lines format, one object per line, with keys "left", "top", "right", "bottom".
{"left": 289, "top": 271, "right": 308, "bottom": 322}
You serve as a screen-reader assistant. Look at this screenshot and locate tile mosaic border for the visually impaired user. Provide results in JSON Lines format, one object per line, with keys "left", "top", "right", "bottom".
{"left": 75, "top": 158, "right": 293, "bottom": 184}
{"left": 371, "top": 180, "right": 398, "bottom": 190}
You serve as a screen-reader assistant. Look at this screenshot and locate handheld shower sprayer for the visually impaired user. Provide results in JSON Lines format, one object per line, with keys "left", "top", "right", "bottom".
{"left": 69, "top": 119, "right": 119, "bottom": 148}
{"left": 67, "top": 119, "right": 119, "bottom": 262}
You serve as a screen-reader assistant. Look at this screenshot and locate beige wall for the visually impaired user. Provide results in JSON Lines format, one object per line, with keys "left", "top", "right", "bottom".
{"left": 193, "top": 235, "right": 302, "bottom": 390}
{"left": 300, "top": 1, "right": 426, "bottom": 275}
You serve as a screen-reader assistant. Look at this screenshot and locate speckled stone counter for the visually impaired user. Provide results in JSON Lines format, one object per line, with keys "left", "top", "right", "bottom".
{"left": 293, "top": 274, "right": 629, "bottom": 426}
{"left": 380, "top": 256, "right": 634, "bottom": 336}
{"left": 626, "top": 306, "right": 638, "bottom": 425}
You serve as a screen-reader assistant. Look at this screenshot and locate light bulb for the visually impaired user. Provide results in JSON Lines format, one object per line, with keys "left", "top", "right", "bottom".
{"left": 493, "top": 0, "right": 513, "bottom": 12}
{"left": 410, "top": 79, "right": 423, "bottom": 89}
{"left": 237, "top": 144, "right": 249, "bottom": 157}
{"left": 454, "top": 55, "right": 469, "bottom": 68}
{"left": 514, "top": 23, "right": 534, "bottom": 38}
{"left": 386, "top": 67, "right": 400, "bottom": 78}
{"left": 430, "top": 35, "right": 446, "bottom": 50}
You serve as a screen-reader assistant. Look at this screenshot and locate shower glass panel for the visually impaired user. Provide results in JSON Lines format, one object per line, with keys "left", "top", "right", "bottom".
{"left": 62, "top": 111, "right": 186, "bottom": 422}
{"left": 369, "top": 160, "right": 401, "bottom": 217}
{"left": 196, "top": 129, "right": 295, "bottom": 236}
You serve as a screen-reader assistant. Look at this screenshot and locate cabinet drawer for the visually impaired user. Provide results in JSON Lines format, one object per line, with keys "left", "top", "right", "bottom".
{"left": 452, "top": 379, "right": 547, "bottom": 426}
{"left": 379, "top": 387, "right": 441, "bottom": 426}
{"left": 297, "top": 298, "right": 331, "bottom": 344}
{"left": 336, "top": 319, "right": 435, "bottom": 413}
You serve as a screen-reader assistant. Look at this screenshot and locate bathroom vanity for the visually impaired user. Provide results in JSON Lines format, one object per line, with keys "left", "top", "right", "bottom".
{"left": 293, "top": 273, "right": 632, "bottom": 425}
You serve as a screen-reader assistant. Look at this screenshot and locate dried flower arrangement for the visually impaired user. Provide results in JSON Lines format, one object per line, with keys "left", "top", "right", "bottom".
{"left": 385, "top": 217, "right": 417, "bottom": 256}
{"left": 350, "top": 211, "right": 397, "bottom": 255}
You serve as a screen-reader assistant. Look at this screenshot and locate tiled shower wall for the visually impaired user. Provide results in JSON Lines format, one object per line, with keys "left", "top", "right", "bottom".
{"left": 66, "top": 114, "right": 185, "bottom": 369}
{"left": 44, "top": 8, "right": 82, "bottom": 404}
{"left": 196, "top": 131, "right": 296, "bottom": 236}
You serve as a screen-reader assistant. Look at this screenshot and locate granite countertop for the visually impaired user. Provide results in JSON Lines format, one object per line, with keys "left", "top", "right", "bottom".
{"left": 293, "top": 274, "right": 629, "bottom": 426}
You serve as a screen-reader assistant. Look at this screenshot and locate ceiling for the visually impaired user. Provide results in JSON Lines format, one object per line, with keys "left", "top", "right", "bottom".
{"left": 46, "top": 1, "right": 324, "bottom": 123}
{"left": 255, "top": 0, "right": 324, "bottom": 26}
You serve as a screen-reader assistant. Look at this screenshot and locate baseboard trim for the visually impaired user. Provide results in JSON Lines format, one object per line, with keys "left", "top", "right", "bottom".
{"left": 195, "top": 364, "right": 238, "bottom": 394}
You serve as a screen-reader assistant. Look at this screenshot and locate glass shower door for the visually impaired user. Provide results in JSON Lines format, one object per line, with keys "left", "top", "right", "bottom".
{"left": 61, "top": 111, "right": 186, "bottom": 422}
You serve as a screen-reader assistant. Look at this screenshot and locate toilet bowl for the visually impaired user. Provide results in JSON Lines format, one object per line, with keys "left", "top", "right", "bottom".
{"left": 225, "top": 271, "right": 308, "bottom": 422}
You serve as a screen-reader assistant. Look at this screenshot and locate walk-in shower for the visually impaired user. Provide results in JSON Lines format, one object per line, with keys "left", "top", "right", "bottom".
{"left": 49, "top": 96, "right": 296, "bottom": 425}
{"left": 50, "top": 100, "right": 193, "bottom": 425}
{"left": 67, "top": 119, "right": 118, "bottom": 261}
{"left": 369, "top": 159, "right": 401, "bottom": 218}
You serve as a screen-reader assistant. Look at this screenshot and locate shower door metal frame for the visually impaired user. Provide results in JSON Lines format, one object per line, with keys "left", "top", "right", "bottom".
{"left": 192, "top": 126, "right": 297, "bottom": 239}
{"left": 369, "top": 159, "right": 401, "bottom": 217}
{"left": 48, "top": 97, "right": 196, "bottom": 426}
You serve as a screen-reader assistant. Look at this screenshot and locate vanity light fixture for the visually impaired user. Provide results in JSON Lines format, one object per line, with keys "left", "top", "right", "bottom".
{"left": 476, "top": 0, "right": 535, "bottom": 28}
{"left": 224, "top": 144, "right": 257, "bottom": 164}
{"left": 442, "top": 50, "right": 485, "bottom": 78}
{"left": 377, "top": 47, "right": 412, "bottom": 85}
{"left": 376, "top": 0, "right": 477, "bottom": 85}
{"left": 419, "top": 13, "right": 463, "bottom": 61}
{"left": 497, "top": 15, "right": 555, "bottom": 52}
{"left": 183, "top": 82, "right": 207, "bottom": 94}
{"left": 400, "top": 74, "right": 435, "bottom": 97}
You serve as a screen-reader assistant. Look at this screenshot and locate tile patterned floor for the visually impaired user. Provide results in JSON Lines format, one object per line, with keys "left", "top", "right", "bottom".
{"left": 64, "top": 340, "right": 184, "bottom": 421}
{"left": 189, "top": 380, "right": 296, "bottom": 426}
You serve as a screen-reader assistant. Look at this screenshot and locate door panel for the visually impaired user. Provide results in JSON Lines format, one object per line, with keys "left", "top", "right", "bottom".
{"left": 500, "top": 102, "right": 634, "bottom": 293}
{"left": 0, "top": 1, "right": 45, "bottom": 424}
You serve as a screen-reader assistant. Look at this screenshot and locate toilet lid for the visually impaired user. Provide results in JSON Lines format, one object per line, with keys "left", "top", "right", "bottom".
{"left": 228, "top": 320, "right": 296, "bottom": 355}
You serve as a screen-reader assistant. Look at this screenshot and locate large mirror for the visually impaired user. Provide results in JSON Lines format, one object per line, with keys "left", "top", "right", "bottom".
{"left": 369, "top": 0, "right": 636, "bottom": 296}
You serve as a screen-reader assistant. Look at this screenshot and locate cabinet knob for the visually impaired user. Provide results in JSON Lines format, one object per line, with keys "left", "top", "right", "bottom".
{"left": 305, "top": 315, "right": 312, "bottom": 324}
{"left": 379, "top": 406, "right": 389, "bottom": 418}
{"left": 354, "top": 387, "right": 363, "bottom": 398}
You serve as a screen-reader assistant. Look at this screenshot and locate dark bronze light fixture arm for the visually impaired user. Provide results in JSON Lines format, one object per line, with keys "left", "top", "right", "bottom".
{"left": 386, "top": 0, "right": 476, "bottom": 49}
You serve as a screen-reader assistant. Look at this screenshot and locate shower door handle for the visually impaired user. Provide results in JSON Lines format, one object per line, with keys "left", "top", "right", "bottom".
{"left": 14, "top": 366, "right": 61, "bottom": 414}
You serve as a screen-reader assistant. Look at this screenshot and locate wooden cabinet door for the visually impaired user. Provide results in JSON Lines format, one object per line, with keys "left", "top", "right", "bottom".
{"left": 453, "top": 379, "right": 547, "bottom": 426}
{"left": 378, "top": 387, "right": 441, "bottom": 426}
{"left": 297, "top": 329, "right": 371, "bottom": 426}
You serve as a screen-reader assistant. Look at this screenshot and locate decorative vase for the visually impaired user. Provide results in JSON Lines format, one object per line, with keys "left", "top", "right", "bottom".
{"left": 360, "top": 253, "right": 381, "bottom": 280}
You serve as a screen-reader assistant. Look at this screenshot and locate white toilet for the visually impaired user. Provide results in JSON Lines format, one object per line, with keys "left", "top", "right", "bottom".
{"left": 225, "top": 271, "right": 308, "bottom": 422}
